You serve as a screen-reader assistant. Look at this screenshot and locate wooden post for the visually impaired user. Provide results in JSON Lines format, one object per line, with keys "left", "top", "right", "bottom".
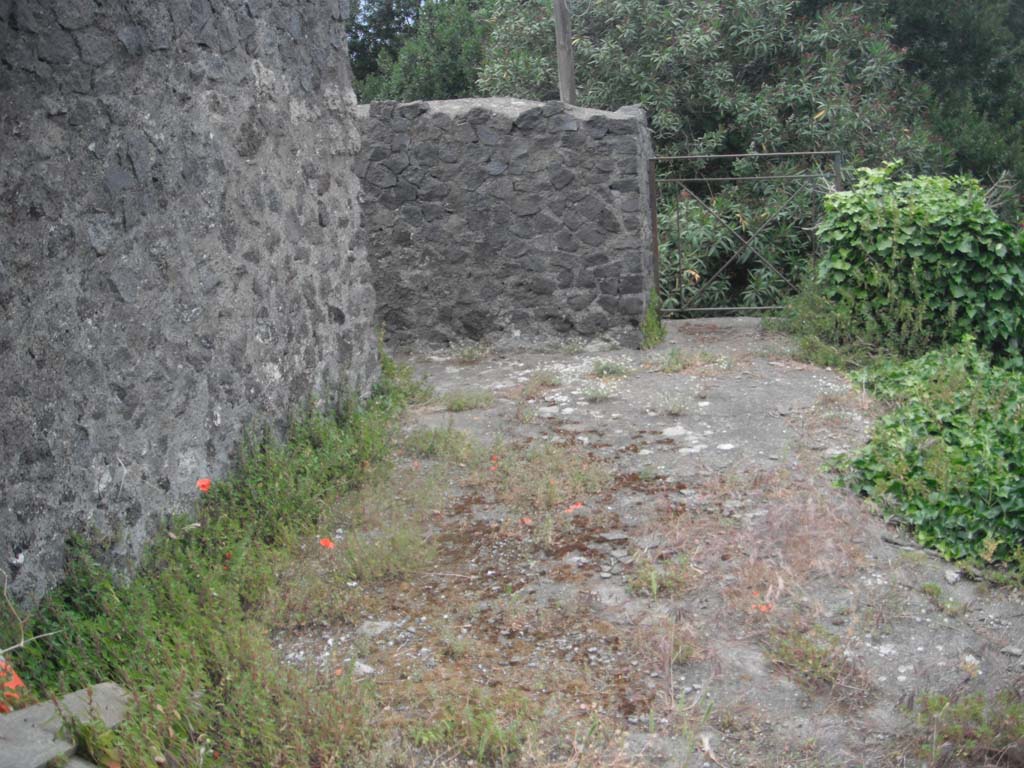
{"left": 552, "top": 0, "right": 576, "bottom": 105}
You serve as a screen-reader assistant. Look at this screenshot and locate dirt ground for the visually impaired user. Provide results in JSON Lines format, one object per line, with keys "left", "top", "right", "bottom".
{"left": 279, "top": 318, "right": 1024, "bottom": 768}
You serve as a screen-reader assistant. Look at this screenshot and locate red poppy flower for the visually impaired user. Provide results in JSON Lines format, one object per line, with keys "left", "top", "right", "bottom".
{"left": 319, "top": 537, "right": 336, "bottom": 550}
{"left": 0, "top": 658, "right": 26, "bottom": 714}
{"left": 196, "top": 477, "right": 212, "bottom": 493}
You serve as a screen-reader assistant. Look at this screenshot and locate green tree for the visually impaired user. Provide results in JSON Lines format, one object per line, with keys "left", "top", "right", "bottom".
{"left": 478, "top": 0, "right": 941, "bottom": 166}
{"left": 797, "top": 0, "right": 1024, "bottom": 183}
{"left": 888, "top": 0, "right": 1024, "bottom": 182}
{"left": 358, "top": 0, "right": 489, "bottom": 101}
{"left": 347, "top": 0, "right": 423, "bottom": 83}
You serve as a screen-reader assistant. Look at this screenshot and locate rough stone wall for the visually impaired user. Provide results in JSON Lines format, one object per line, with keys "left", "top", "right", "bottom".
{"left": 357, "top": 98, "right": 655, "bottom": 347}
{"left": 0, "top": 0, "right": 378, "bottom": 604}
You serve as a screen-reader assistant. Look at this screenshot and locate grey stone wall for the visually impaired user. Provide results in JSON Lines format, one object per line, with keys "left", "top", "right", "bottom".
{"left": 357, "top": 98, "right": 655, "bottom": 347}
{"left": 0, "top": 0, "right": 378, "bottom": 604}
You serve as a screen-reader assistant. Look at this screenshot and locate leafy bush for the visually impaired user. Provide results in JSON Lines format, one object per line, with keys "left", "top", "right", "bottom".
{"left": 816, "top": 164, "right": 1024, "bottom": 363}
{"left": 843, "top": 340, "right": 1024, "bottom": 567}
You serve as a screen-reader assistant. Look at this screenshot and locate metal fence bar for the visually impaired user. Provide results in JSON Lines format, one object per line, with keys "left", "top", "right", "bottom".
{"left": 652, "top": 150, "right": 843, "bottom": 317}
{"left": 661, "top": 174, "right": 831, "bottom": 183}
{"left": 675, "top": 305, "right": 783, "bottom": 312}
{"left": 657, "top": 150, "right": 841, "bottom": 161}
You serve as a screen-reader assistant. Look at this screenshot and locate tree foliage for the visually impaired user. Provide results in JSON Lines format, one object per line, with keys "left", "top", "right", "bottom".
{"left": 797, "top": 0, "right": 1024, "bottom": 184}
{"left": 356, "top": 0, "right": 488, "bottom": 102}
{"left": 478, "top": 0, "right": 941, "bottom": 166}
{"left": 347, "top": 0, "right": 424, "bottom": 83}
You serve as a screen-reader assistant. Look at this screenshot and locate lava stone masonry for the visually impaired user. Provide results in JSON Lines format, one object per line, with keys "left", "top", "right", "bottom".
{"left": 357, "top": 98, "right": 656, "bottom": 348}
{"left": 0, "top": 0, "right": 378, "bottom": 604}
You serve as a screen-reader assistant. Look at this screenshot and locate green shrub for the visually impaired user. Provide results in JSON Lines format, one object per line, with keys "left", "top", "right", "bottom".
{"left": 815, "top": 163, "right": 1024, "bottom": 364}
{"left": 843, "top": 340, "right": 1024, "bottom": 568}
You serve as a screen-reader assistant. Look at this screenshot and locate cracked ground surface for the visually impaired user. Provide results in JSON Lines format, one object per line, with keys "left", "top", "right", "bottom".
{"left": 276, "top": 318, "right": 1024, "bottom": 767}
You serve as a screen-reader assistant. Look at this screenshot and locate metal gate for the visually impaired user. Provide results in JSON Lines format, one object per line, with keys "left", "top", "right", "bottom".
{"left": 650, "top": 151, "right": 844, "bottom": 317}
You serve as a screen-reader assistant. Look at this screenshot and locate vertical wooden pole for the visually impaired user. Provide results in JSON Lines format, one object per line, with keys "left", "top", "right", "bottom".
{"left": 833, "top": 151, "right": 845, "bottom": 191}
{"left": 552, "top": 0, "right": 576, "bottom": 105}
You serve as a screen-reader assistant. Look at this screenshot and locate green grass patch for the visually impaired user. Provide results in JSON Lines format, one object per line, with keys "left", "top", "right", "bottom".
{"left": 590, "top": 359, "right": 630, "bottom": 378}
{"left": 519, "top": 371, "right": 561, "bottom": 400}
{"left": 765, "top": 625, "right": 868, "bottom": 701}
{"left": 910, "top": 690, "right": 1024, "bottom": 765}
{"left": 403, "top": 423, "right": 476, "bottom": 461}
{"left": 0, "top": 359, "right": 427, "bottom": 767}
{"left": 919, "top": 583, "right": 968, "bottom": 618}
{"left": 841, "top": 339, "right": 1024, "bottom": 571}
{"left": 410, "top": 691, "right": 526, "bottom": 766}
{"left": 442, "top": 389, "right": 495, "bottom": 412}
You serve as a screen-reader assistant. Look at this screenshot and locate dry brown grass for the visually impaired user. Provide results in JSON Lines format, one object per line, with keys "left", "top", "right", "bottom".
{"left": 472, "top": 441, "right": 611, "bottom": 515}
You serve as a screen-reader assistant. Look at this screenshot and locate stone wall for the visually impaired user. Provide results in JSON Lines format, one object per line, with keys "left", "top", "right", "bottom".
{"left": 0, "top": 0, "right": 378, "bottom": 604}
{"left": 357, "top": 98, "right": 656, "bottom": 347}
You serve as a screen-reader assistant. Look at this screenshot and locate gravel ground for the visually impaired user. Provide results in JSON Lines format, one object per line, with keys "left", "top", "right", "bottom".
{"left": 278, "top": 319, "right": 1024, "bottom": 767}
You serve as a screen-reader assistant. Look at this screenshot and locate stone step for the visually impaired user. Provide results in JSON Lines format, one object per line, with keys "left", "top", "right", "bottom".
{"left": 0, "top": 682, "right": 129, "bottom": 768}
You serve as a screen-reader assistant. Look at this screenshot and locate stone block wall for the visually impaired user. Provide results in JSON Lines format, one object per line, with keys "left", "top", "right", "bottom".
{"left": 357, "top": 98, "right": 656, "bottom": 347}
{"left": 0, "top": 0, "right": 378, "bottom": 604}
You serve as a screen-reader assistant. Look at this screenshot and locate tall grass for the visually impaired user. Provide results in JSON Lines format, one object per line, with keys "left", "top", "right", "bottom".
{"left": 1, "top": 358, "right": 428, "bottom": 767}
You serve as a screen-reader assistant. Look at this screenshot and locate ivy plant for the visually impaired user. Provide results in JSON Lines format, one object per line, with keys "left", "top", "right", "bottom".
{"left": 816, "top": 163, "right": 1024, "bottom": 364}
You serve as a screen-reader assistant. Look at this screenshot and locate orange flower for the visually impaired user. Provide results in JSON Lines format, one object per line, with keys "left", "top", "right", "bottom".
{"left": 0, "top": 657, "right": 26, "bottom": 714}
{"left": 319, "top": 537, "right": 336, "bottom": 550}
{"left": 196, "top": 477, "right": 211, "bottom": 493}
{"left": 564, "top": 502, "right": 584, "bottom": 513}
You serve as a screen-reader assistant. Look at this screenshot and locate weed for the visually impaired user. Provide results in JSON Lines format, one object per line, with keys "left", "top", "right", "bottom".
{"left": 451, "top": 341, "right": 491, "bottom": 364}
{"left": 628, "top": 553, "right": 691, "bottom": 599}
{"left": 591, "top": 359, "right": 630, "bottom": 378}
{"left": 919, "top": 583, "right": 967, "bottom": 618}
{"left": 410, "top": 692, "right": 525, "bottom": 766}
{"left": 909, "top": 689, "right": 1024, "bottom": 766}
{"left": 66, "top": 717, "right": 121, "bottom": 767}
{"left": 641, "top": 289, "right": 666, "bottom": 349}
{"left": 0, "top": 359, "right": 420, "bottom": 765}
{"left": 520, "top": 370, "right": 561, "bottom": 400}
{"left": 583, "top": 385, "right": 613, "bottom": 403}
{"left": 659, "top": 348, "right": 716, "bottom": 373}
{"left": 478, "top": 442, "right": 609, "bottom": 516}
{"left": 514, "top": 402, "right": 538, "bottom": 424}
{"left": 766, "top": 624, "right": 870, "bottom": 702}
{"left": 442, "top": 389, "right": 495, "bottom": 412}
{"left": 403, "top": 423, "right": 475, "bottom": 461}
{"left": 664, "top": 400, "right": 687, "bottom": 417}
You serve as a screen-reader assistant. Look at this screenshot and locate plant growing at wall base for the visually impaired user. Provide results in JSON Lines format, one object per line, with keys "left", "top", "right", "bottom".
{"left": 641, "top": 289, "right": 665, "bottom": 349}
{"left": 0, "top": 356, "right": 427, "bottom": 766}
